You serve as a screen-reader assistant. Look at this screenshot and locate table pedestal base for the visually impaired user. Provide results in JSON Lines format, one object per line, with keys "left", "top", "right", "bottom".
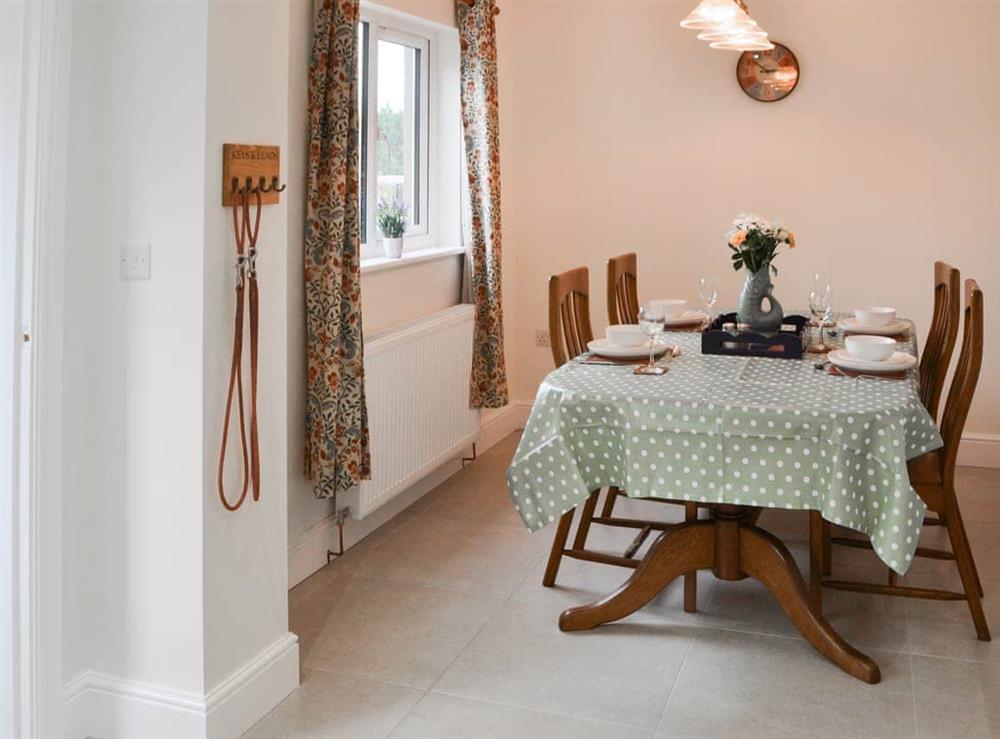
{"left": 558, "top": 505, "right": 881, "bottom": 684}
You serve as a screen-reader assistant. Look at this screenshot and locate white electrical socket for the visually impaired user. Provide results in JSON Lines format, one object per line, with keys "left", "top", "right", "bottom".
{"left": 120, "top": 242, "right": 151, "bottom": 280}
{"left": 535, "top": 329, "right": 550, "bottom": 347}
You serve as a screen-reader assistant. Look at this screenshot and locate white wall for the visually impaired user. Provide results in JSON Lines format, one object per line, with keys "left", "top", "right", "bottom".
{"left": 202, "top": 0, "right": 292, "bottom": 695}
{"left": 500, "top": 0, "right": 1000, "bottom": 438}
{"left": 61, "top": 1, "right": 296, "bottom": 736}
{"left": 62, "top": 0, "right": 208, "bottom": 694}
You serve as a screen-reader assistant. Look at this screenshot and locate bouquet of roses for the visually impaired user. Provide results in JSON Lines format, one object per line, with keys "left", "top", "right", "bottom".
{"left": 726, "top": 212, "right": 796, "bottom": 274}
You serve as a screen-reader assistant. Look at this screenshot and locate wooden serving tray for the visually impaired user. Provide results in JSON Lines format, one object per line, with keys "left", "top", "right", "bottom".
{"left": 701, "top": 313, "right": 809, "bottom": 360}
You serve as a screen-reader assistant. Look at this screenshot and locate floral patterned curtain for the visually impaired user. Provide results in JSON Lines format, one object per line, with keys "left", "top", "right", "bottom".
{"left": 304, "top": 0, "right": 370, "bottom": 498}
{"left": 458, "top": 0, "right": 509, "bottom": 409}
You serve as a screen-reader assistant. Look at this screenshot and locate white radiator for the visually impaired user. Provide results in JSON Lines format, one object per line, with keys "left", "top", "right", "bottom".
{"left": 342, "top": 304, "right": 480, "bottom": 519}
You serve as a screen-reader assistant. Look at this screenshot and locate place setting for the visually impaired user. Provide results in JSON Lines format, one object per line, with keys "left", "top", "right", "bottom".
{"left": 838, "top": 305, "right": 912, "bottom": 339}
{"left": 580, "top": 320, "right": 673, "bottom": 368}
{"left": 826, "top": 334, "right": 916, "bottom": 379}
{"left": 816, "top": 304, "right": 917, "bottom": 380}
{"left": 580, "top": 298, "right": 702, "bottom": 373}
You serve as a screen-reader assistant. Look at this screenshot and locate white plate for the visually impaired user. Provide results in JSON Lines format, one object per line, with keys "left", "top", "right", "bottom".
{"left": 837, "top": 317, "right": 910, "bottom": 336}
{"left": 587, "top": 338, "right": 668, "bottom": 359}
{"left": 828, "top": 349, "right": 916, "bottom": 373}
{"left": 663, "top": 310, "right": 707, "bottom": 327}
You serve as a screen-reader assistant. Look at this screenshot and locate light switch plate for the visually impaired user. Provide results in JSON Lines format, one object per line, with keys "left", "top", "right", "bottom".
{"left": 121, "top": 242, "right": 151, "bottom": 280}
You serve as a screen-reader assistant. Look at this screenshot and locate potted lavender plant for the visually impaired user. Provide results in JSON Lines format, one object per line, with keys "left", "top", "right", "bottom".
{"left": 377, "top": 199, "right": 407, "bottom": 258}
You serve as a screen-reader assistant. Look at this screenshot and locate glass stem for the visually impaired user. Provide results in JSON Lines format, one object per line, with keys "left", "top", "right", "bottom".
{"left": 649, "top": 339, "right": 655, "bottom": 367}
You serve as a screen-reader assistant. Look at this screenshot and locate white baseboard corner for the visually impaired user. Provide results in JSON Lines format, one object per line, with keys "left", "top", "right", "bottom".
{"left": 287, "top": 458, "right": 461, "bottom": 588}
{"left": 63, "top": 633, "right": 298, "bottom": 739}
{"left": 478, "top": 399, "right": 531, "bottom": 451}
{"left": 957, "top": 432, "right": 1000, "bottom": 469}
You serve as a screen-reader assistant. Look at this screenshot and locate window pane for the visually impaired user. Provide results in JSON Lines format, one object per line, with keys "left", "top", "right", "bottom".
{"left": 358, "top": 22, "right": 369, "bottom": 244}
{"left": 376, "top": 39, "right": 419, "bottom": 228}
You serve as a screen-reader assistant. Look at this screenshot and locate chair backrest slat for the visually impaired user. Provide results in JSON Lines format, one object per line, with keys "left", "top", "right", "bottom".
{"left": 607, "top": 253, "right": 639, "bottom": 326}
{"left": 938, "top": 279, "right": 984, "bottom": 482}
{"left": 549, "top": 267, "right": 594, "bottom": 367}
{"left": 919, "top": 261, "right": 960, "bottom": 422}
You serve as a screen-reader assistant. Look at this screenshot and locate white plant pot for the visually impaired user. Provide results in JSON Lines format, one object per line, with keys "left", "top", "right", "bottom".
{"left": 383, "top": 237, "right": 404, "bottom": 259}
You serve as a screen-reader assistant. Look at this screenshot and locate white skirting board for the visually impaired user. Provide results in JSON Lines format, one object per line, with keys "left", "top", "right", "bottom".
{"left": 62, "top": 633, "right": 298, "bottom": 739}
{"left": 957, "top": 432, "right": 1000, "bottom": 469}
{"left": 288, "top": 400, "right": 531, "bottom": 588}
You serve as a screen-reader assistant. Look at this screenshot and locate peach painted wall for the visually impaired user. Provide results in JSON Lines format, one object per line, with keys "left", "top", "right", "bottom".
{"left": 498, "top": 0, "right": 1000, "bottom": 438}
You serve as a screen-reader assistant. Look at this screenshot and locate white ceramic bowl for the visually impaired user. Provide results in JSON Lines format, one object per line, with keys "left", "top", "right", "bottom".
{"left": 650, "top": 299, "right": 688, "bottom": 318}
{"left": 854, "top": 306, "right": 896, "bottom": 326}
{"left": 845, "top": 335, "right": 896, "bottom": 362}
{"left": 605, "top": 324, "right": 646, "bottom": 347}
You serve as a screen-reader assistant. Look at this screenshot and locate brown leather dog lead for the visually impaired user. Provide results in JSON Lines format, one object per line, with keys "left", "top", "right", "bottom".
{"left": 218, "top": 188, "right": 262, "bottom": 511}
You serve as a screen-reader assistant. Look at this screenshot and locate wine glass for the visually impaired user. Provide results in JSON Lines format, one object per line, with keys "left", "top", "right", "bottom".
{"left": 698, "top": 276, "right": 719, "bottom": 326}
{"left": 635, "top": 304, "right": 667, "bottom": 375}
{"left": 809, "top": 273, "right": 833, "bottom": 327}
{"left": 808, "top": 279, "right": 834, "bottom": 354}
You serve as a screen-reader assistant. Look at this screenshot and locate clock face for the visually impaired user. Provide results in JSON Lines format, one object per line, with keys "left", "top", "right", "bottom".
{"left": 737, "top": 43, "right": 799, "bottom": 103}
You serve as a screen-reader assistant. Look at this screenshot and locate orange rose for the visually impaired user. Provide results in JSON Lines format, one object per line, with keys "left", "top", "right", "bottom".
{"left": 787, "top": 231, "right": 796, "bottom": 248}
{"left": 729, "top": 229, "right": 747, "bottom": 247}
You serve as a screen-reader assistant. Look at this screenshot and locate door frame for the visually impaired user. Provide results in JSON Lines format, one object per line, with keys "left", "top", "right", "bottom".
{"left": 1, "top": 2, "right": 72, "bottom": 737}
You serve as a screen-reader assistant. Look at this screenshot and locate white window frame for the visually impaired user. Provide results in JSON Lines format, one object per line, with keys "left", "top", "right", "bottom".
{"left": 360, "top": 7, "right": 432, "bottom": 258}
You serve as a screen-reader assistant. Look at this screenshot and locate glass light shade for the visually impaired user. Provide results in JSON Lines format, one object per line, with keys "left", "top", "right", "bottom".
{"left": 680, "top": 0, "right": 757, "bottom": 31}
{"left": 710, "top": 34, "right": 775, "bottom": 51}
{"left": 697, "top": 24, "right": 764, "bottom": 41}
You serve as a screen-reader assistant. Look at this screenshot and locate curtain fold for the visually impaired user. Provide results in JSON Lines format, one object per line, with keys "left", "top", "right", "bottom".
{"left": 304, "top": 0, "right": 370, "bottom": 498}
{"left": 457, "top": 0, "right": 509, "bottom": 409}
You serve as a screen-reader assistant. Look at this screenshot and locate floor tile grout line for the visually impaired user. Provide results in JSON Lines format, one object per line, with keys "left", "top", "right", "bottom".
{"left": 423, "top": 688, "right": 655, "bottom": 734}
{"left": 381, "top": 557, "right": 529, "bottom": 735}
{"left": 379, "top": 687, "right": 430, "bottom": 739}
{"left": 389, "top": 543, "right": 678, "bottom": 734}
{"left": 908, "top": 650, "right": 920, "bottom": 739}
{"left": 651, "top": 622, "right": 699, "bottom": 737}
{"left": 342, "top": 567, "right": 531, "bottom": 600}
{"left": 678, "top": 618, "right": 919, "bottom": 655}
{"left": 906, "top": 648, "right": 997, "bottom": 665}
{"left": 304, "top": 662, "right": 433, "bottom": 694}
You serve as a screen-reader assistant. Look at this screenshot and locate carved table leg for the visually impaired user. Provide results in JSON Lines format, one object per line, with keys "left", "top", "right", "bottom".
{"left": 557, "top": 505, "right": 882, "bottom": 684}
{"left": 740, "top": 524, "right": 881, "bottom": 684}
{"left": 559, "top": 522, "right": 715, "bottom": 631}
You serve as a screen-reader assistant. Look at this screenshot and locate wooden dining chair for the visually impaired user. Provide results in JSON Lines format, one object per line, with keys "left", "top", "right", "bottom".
{"left": 543, "top": 266, "right": 699, "bottom": 612}
{"left": 607, "top": 252, "right": 639, "bottom": 325}
{"left": 548, "top": 266, "right": 595, "bottom": 367}
{"left": 919, "top": 261, "right": 961, "bottom": 423}
{"left": 811, "top": 279, "right": 989, "bottom": 641}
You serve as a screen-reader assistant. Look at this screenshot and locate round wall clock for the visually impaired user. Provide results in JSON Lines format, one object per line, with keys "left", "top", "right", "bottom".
{"left": 737, "top": 42, "right": 799, "bottom": 103}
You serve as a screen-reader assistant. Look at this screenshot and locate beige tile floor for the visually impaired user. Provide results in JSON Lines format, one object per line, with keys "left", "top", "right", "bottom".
{"left": 245, "top": 433, "right": 1000, "bottom": 739}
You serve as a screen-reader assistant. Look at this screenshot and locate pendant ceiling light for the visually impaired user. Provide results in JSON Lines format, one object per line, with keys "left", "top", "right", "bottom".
{"left": 680, "top": 0, "right": 775, "bottom": 52}
{"left": 696, "top": 26, "right": 766, "bottom": 42}
{"left": 709, "top": 34, "right": 775, "bottom": 51}
{"left": 679, "top": 0, "right": 756, "bottom": 31}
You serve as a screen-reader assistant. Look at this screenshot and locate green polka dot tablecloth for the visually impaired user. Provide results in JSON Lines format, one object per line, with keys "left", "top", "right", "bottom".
{"left": 506, "top": 326, "right": 943, "bottom": 574}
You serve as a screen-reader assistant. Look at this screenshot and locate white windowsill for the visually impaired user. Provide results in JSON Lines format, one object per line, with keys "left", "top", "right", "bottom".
{"left": 361, "top": 246, "right": 465, "bottom": 275}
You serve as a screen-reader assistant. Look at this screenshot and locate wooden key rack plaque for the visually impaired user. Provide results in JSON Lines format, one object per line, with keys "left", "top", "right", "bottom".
{"left": 222, "top": 143, "right": 284, "bottom": 206}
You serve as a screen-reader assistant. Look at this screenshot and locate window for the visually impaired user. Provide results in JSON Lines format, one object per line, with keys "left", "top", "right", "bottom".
{"left": 358, "top": 13, "right": 430, "bottom": 255}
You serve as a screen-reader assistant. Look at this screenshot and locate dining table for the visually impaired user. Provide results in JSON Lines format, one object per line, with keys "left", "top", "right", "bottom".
{"left": 505, "top": 318, "right": 943, "bottom": 684}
